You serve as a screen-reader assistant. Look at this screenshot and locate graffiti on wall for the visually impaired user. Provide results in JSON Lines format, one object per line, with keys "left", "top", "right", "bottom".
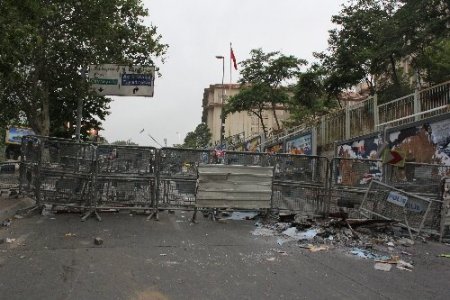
{"left": 286, "top": 133, "right": 312, "bottom": 155}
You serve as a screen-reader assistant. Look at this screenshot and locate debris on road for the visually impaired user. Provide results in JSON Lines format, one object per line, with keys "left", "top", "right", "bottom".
{"left": 94, "top": 237, "right": 103, "bottom": 245}
{"left": 438, "top": 254, "right": 450, "bottom": 258}
{"left": 65, "top": 233, "right": 77, "bottom": 237}
{"left": 6, "top": 238, "right": 16, "bottom": 244}
{"left": 1, "top": 219, "right": 11, "bottom": 227}
{"left": 374, "top": 262, "right": 392, "bottom": 271}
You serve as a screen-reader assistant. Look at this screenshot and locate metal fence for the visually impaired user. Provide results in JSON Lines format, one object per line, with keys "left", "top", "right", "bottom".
{"left": 157, "top": 148, "right": 212, "bottom": 210}
{"left": 359, "top": 180, "right": 436, "bottom": 236}
{"left": 20, "top": 136, "right": 96, "bottom": 207}
{"left": 93, "top": 145, "right": 157, "bottom": 210}
{"left": 385, "top": 162, "right": 450, "bottom": 197}
{"left": 0, "top": 162, "right": 20, "bottom": 196}
{"left": 329, "top": 158, "right": 383, "bottom": 217}
{"left": 5, "top": 137, "right": 447, "bottom": 234}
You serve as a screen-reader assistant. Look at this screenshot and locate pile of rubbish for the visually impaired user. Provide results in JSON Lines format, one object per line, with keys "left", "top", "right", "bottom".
{"left": 252, "top": 213, "right": 426, "bottom": 272}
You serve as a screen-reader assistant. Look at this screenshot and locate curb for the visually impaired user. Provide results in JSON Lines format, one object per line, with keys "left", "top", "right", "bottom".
{"left": 0, "top": 197, "right": 35, "bottom": 222}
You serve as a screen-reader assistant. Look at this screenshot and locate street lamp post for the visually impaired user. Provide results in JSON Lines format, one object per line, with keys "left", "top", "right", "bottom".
{"left": 215, "top": 55, "right": 225, "bottom": 147}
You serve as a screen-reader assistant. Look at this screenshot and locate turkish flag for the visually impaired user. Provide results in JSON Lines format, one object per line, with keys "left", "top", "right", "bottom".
{"left": 230, "top": 47, "right": 238, "bottom": 70}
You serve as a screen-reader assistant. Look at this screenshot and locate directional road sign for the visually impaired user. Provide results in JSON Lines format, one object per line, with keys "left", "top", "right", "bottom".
{"left": 88, "top": 64, "right": 155, "bottom": 97}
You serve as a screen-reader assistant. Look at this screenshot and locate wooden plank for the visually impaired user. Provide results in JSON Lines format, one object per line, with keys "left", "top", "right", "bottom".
{"left": 197, "top": 182, "right": 272, "bottom": 191}
{"left": 196, "top": 191, "right": 272, "bottom": 201}
{"left": 198, "top": 165, "right": 274, "bottom": 176}
{"left": 196, "top": 200, "right": 270, "bottom": 209}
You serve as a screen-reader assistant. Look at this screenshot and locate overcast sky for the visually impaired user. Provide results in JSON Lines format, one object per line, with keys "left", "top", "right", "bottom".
{"left": 101, "top": 0, "right": 347, "bottom": 147}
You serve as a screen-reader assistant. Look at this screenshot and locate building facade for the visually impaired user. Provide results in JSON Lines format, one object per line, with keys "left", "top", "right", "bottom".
{"left": 201, "top": 84, "right": 290, "bottom": 147}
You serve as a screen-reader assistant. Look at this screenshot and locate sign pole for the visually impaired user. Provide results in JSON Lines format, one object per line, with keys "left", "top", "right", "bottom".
{"left": 76, "top": 67, "right": 87, "bottom": 142}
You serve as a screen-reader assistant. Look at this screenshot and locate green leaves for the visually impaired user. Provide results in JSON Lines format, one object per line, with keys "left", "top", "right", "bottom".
{"left": 182, "top": 123, "right": 212, "bottom": 149}
{"left": 225, "top": 49, "right": 306, "bottom": 137}
{"left": 0, "top": 1, "right": 168, "bottom": 138}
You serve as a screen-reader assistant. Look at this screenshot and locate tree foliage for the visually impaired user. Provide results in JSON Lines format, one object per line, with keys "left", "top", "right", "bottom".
{"left": 0, "top": 0, "right": 168, "bottom": 139}
{"left": 319, "top": 0, "right": 449, "bottom": 103}
{"left": 288, "top": 64, "right": 339, "bottom": 126}
{"left": 224, "top": 49, "right": 306, "bottom": 137}
{"left": 182, "top": 123, "right": 212, "bottom": 149}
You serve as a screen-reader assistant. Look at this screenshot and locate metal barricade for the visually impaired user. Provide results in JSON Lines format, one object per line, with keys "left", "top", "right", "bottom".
{"left": 157, "top": 148, "right": 212, "bottom": 210}
{"left": 329, "top": 158, "right": 383, "bottom": 217}
{"left": 270, "top": 154, "right": 329, "bottom": 215}
{"left": 0, "top": 161, "right": 20, "bottom": 197}
{"left": 385, "top": 162, "right": 450, "bottom": 196}
{"left": 20, "top": 136, "right": 96, "bottom": 207}
{"left": 360, "top": 180, "right": 435, "bottom": 236}
{"left": 93, "top": 145, "right": 157, "bottom": 210}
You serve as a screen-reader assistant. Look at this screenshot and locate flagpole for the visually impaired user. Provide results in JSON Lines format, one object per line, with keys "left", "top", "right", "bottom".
{"left": 229, "top": 42, "right": 233, "bottom": 86}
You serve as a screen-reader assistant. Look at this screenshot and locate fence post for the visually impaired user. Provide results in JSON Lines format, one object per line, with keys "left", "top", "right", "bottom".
{"left": 345, "top": 106, "right": 350, "bottom": 140}
{"left": 414, "top": 85, "right": 421, "bottom": 121}
{"left": 373, "top": 94, "right": 379, "bottom": 130}
{"left": 311, "top": 127, "right": 318, "bottom": 156}
{"left": 320, "top": 116, "right": 326, "bottom": 146}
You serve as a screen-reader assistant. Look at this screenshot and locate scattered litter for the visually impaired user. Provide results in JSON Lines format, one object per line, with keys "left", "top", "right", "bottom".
{"left": 225, "top": 211, "right": 258, "bottom": 220}
{"left": 65, "top": 233, "right": 77, "bottom": 237}
{"left": 374, "top": 263, "right": 392, "bottom": 271}
{"left": 396, "top": 260, "right": 414, "bottom": 271}
{"left": 298, "top": 243, "right": 328, "bottom": 252}
{"left": 282, "top": 227, "right": 317, "bottom": 240}
{"left": 438, "top": 254, "right": 450, "bottom": 258}
{"left": 251, "top": 227, "right": 276, "bottom": 236}
{"left": 277, "top": 250, "right": 288, "bottom": 256}
{"left": 309, "top": 245, "right": 328, "bottom": 252}
{"left": 266, "top": 257, "right": 276, "bottom": 262}
{"left": 6, "top": 238, "right": 16, "bottom": 244}
{"left": 94, "top": 237, "right": 103, "bottom": 245}
{"left": 1, "top": 219, "right": 11, "bottom": 227}
{"left": 351, "top": 248, "right": 389, "bottom": 260}
{"left": 387, "top": 242, "right": 395, "bottom": 247}
{"left": 397, "top": 238, "right": 414, "bottom": 247}
{"left": 14, "top": 215, "right": 23, "bottom": 219}
{"left": 401, "top": 251, "right": 412, "bottom": 256}
{"left": 19, "top": 255, "right": 25, "bottom": 259}
{"left": 159, "top": 253, "right": 167, "bottom": 256}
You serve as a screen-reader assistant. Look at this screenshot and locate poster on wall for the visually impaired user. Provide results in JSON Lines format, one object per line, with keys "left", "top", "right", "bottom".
{"left": 244, "top": 136, "right": 261, "bottom": 152}
{"left": 337, "top": 134, "right": 382, "bottom": 159}
{"left": 286, "top": 133, "right": 312, "bottom": 155}
{"left": 388, "top": 119, "right": 450, "bottom": 166}
{"left": 5, "top": 127, "right": 35, "bottom": 145}
{"left": 265, "top": 143, "right": 283, "bottom": 154}
{"left": 335, "top": 134, "right": 383, "bottom": 186}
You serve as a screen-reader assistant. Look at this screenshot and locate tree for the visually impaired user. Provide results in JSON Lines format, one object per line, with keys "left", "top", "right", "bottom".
{"left": 288, "top": 64, "right": 338, "bottom": 126}
{"left": 320, "top": 0, "right": 449, "bottom": 102}
{"left": 225, "top": 49, "right": 306, "bottom": 137}
{"left": 0, "top": 1, "right": 168, "bottom": 138}
{"left": 182, "top": 123, "right": 212, "bottom": 149}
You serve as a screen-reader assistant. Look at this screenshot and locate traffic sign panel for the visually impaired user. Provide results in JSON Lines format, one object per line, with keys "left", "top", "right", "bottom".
{"left": 88, "top": 64, "right": 155, "bottom": 97}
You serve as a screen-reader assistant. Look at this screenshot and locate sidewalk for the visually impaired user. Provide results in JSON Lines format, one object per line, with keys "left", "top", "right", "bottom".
{"left": 0, "top": 196, "right": 35, "bottom": 222}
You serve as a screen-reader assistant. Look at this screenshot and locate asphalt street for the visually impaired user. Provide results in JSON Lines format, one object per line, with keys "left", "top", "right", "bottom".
{"left": 0, "top": 211, "right": 449, "bottom": 300}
